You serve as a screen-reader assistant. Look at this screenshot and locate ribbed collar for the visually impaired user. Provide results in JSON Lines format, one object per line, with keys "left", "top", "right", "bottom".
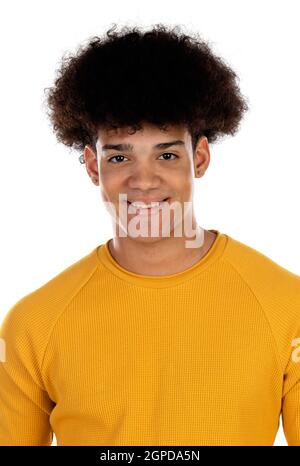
{"left": 95, "top": 229, "right": 229, "bottom": 288}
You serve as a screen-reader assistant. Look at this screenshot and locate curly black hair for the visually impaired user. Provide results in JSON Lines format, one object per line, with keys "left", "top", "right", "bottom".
{"left": 43, "top": 23, "right": 249, "bottom": 163}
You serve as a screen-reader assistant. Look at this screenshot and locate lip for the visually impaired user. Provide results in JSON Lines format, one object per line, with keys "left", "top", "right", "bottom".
{"left": 126, "top": 197, "right": 170, "bottom": 205}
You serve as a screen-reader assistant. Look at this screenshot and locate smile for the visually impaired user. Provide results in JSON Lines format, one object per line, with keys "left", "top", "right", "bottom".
{"left": 126, "top": 198, "right": 170, "bottom": 214}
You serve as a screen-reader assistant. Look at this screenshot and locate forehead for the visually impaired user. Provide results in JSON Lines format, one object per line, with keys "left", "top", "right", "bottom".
{"left": 96, "top": 122, "right": 190, "bottom": 144}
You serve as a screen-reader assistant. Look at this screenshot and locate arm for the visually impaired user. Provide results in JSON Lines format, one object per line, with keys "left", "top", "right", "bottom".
{"left": 0, "top": 300, "right": 55, "bottom": 445}
{"left": 281, "top": 335, "right": 300, "bottom": 445}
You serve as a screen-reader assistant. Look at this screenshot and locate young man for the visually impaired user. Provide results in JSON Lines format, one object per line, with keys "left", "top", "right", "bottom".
{"left": 0, "top": 24, "right": 299, "bottom": 446}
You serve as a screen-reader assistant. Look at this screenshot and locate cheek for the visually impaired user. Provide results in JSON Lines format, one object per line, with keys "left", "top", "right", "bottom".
{"left": 99, "top": 171, "right": 122, "bottom": 195}
{"left": 173, "top": 173, "right": 193, "bottom": 197}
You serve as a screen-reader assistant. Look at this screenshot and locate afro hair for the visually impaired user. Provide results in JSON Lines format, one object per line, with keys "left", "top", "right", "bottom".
{"left": 43, "top": 23, "right": 249, "bottom": 163}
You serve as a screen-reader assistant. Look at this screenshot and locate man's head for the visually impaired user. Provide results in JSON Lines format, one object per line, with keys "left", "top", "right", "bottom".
{"left": 83, "top": 121, "right": 210, "bottom": 241}
{"left": 44, "top": 23, "right": 248, "bottom": 241}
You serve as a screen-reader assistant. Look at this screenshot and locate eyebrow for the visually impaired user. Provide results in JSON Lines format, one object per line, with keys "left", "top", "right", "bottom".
{"left": 101, "top": 139, "right": 185, "bottom": 152}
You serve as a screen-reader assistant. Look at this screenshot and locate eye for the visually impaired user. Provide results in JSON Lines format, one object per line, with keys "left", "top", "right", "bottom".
{"left": 107, "top": 152, "right": 179, "bottom": 163}
{"left": 107, "top": 155, "right": 129, "bottom": 163}
{"left": 158, "top": 152, "right": 179, "bottom": 161}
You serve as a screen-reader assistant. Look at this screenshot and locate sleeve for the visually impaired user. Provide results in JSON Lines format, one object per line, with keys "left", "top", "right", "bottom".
{"left": 281, "top": 334, "right": 300, "bottom": 446}
{"left": 0, "top": 299, "right": 56, "bottom": 446}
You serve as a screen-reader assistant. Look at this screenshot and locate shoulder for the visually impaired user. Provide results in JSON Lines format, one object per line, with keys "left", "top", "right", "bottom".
{"left": 222, "top": 233, "right": 300, "bottom": 295}
{"left": 0, "top": 246, "right": 100, "bottom": 369}
{"left": 221, "top": 232, "right": 300, "bottom": 370}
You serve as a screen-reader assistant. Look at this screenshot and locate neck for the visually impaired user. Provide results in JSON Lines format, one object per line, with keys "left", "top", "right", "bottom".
{"left": 108, "top": 223, "right": 217, "bottom": 276}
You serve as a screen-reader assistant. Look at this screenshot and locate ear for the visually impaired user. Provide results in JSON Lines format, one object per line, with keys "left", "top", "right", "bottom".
{"left": 84, "top": 145, "right": 99, "bottom": 185}
{"left": 194, "top": 136, "right": 210, "bottom": 178}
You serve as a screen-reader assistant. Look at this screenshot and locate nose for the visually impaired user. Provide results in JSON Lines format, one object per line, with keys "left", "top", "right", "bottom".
{"left": 127, "top": 163, "right": 160, "bottom": 191}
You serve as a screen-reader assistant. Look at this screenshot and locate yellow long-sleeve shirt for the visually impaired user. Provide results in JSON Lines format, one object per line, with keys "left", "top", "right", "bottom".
{"left": 1, "top": 229, "right": 300, "bottom": 446}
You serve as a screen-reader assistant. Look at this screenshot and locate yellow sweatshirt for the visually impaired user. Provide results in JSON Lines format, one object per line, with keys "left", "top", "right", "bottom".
{"left": 0, "top": 229, "right": 300, "bottom": 446}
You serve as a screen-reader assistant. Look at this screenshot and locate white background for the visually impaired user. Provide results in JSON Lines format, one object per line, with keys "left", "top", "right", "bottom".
{"left": 0, "top": 0, "right": 299, "bottom": 446}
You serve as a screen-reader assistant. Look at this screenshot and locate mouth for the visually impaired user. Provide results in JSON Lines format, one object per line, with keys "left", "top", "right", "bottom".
{"left": 127, "top": 197, "right": 170, "bottom": 206}
{"left": 126, "top": 197, "right": 170, "bottom": 213}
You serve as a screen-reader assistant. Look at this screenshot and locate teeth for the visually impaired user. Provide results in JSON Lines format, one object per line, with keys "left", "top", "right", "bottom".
{"left": 130, "top": 201, "right": 161, "bottom": 208}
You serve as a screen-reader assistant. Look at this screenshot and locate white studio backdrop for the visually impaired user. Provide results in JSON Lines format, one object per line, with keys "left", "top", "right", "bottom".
{"left": 0, "top": 0, "right": 299, "bottom": 447}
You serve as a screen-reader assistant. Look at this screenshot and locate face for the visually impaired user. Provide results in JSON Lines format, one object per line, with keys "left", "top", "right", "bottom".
{"left": 84, "top": 122, "right": 210, "bottom": 243}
